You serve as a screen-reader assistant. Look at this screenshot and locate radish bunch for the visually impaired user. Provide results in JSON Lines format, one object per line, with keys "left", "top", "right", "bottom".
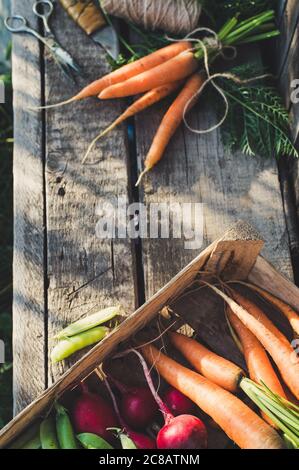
{"left": 125, "top": 349, "right": 208, "bottom": 449}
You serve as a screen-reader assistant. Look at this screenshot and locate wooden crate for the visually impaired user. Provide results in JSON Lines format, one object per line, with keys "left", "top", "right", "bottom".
{"left": 1, "top": 221, "right": 299, "bottom": 449}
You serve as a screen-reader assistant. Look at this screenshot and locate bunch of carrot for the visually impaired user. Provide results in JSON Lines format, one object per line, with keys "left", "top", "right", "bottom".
{"left": 40, "top": 10, "right": 279, "bottom": 184}
{"left": 140, "top": 282, "right": 299, "bottom": 448}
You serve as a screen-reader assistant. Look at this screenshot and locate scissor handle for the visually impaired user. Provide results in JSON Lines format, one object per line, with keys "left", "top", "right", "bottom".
{"left": 5, "top": 15, "right": 28, "bottom": 33}
{"left": 33, "top": 0, "right": 54, "bottom": 19}
{"left": 33, "top": 0, "right": 54, "bottom": 34}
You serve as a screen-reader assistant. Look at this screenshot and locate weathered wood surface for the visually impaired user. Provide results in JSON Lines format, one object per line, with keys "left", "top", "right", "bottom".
{"left": 135, "top": 94, "right": 294, "bottom": 300}
{"left": 276, "top": 0, "right": 299, "bottom": 280}
{"left": 0, "top": 0, "right": 10, "bottom": 62}
{"left": 11, "top": 0, "right": 46, "bottom": 415}
{"left": 11, "top": 0, "right": 297, "bottom": 413}
{"left": 276, "top": 0, "right": 299, "bottom": 79}
{"left": 12, "top": 0, "right": 136, "bottom": 413}
{"left": 44, "top": 4, "right": 136, "bottom": 388}
{"left": 3, "top": 223, "right": 296, "bottom": 449}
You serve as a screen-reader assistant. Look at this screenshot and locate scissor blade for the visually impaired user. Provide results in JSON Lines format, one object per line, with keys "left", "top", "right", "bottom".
{"left": 53, "top": 45, "right": 83, "bottom": 75}
{"left": 91, "top": 25, "right": 120, "bottom": 61}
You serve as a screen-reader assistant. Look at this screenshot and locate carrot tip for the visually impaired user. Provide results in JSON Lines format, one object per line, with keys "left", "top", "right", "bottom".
{"left": 82, "top": 124, "right": 115, "bottom": 164}
{"left": 27, "top": 96, "right": 78, "bottom": 112}
{"left": 135, "top": 168, "right": 149, "bottom": 187}
{"left": 82, "top": 141, "right": 95, "bottom": 165}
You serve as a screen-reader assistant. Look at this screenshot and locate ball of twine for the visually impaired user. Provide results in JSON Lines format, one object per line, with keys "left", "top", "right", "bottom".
{"left": 101, "top": 0, "right": 202, "bottom": 35}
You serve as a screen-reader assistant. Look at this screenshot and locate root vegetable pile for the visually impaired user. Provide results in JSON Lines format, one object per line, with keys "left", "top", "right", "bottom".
{"left": 35, "top": 10, "right": 280, "bottom": 184}
{"left": 10, "top": 278, "right": 299, "bottom": 449}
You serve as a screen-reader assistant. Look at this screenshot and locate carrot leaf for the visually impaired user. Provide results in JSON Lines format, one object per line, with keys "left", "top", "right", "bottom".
{"left": 240, "top": 378, "right": 299, "bottom": 448}
{"left": 217, "top": 63, "right": 298, "bottom": 159}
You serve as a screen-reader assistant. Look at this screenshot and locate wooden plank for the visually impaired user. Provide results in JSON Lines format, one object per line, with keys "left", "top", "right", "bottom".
{"left": 279, "top": 15, "right": 299, "bottom": 110}
{"left": 2, "top": 225, "right": 299, "bottom": 448}
{"left": 0, "top": 0, "right": 10, "bottom": 61}
{"left": 277, "top": 2, "right": 299, "bottom": 281}
{"left": 0, "top": 229, "right": 221, "bottom": 448}
{"left": 276, "top": 0, "right": 299, "bottom": 77}
{"left": 135, "top": 92, "right": 294, "bottom": 300}
{"left": 290, "top": 103, "right": 299, "bottom": 145}
{"left": 277, "top": 0, "right": 287, "bottom": 23}
{"left": 249, "top": 255, "right": 299, "bottom": 311}
{"left": 11, "top": 0, "right": 46, "bottom": 413}
{"left": 43, "top": 4, "right": 137, "bottom": 384}
{"left": 204, "top": 221, "right": 264, "bottom": 280}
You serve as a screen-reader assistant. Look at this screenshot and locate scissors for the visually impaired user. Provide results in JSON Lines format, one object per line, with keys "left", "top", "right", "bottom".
{"left": 5, "top": 0, "right": 83, "bottom": 82}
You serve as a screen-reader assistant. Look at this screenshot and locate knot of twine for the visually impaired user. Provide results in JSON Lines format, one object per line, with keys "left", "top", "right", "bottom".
{"left": 167, "top": 27, "right": 271, "bottom": 136}
{"left": 101, "top": 0, "right": 202, "bottom": 35}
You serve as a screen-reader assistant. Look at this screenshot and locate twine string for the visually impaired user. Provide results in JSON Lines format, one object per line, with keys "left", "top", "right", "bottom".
{"left": 101, "top": 0, "right": 202, "bottom": 35}
{"left": 167, "top": 27, "right": 272, "bottom": 135}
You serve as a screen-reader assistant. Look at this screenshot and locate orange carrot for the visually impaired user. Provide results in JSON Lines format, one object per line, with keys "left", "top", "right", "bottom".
{"left": 226, "top": 307, "right": 286, "bottom": 397}
{"left": 169, "top": 331, "right": 245, "bottom": 393}
{"left": 142, "top": 344, "right": 285, "bottom": 449}
{"left": 208, "top": 284, "right": 299, "bottom": 400}
{"left": 226, "top": 306, "right": 287, "bottom": 427}
{"left": 236, "top": 281, "right": 299, "bottom": 336}
{"left": 82, "top": 81, "right": 183, "bottom": 163}
{"left": 34, "top": 42, "right": 191, "bottom": 110}
{"left": 99, "top": 50, "right": 198, "bottom": 100}
{"left": 230, "top": 289, "right": 290, "bottom": 347}
{"left": 136, "top": 72, "right": 205, "bottom": 185}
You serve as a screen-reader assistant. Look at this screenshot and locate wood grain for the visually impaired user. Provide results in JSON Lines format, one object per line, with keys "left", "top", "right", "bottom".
{"left": 134, "top": 94, "right": 294, "bottom": 301}
{"left": 0, "top": 228, "right": 219, "bottom": 449}
{"left": 11, "top": 0, "right": 47, "bottom": 414}
{"left": 277, "top": 0, "right": 299, "bottom": 280}
{"left": 11, "top": 0, "right": 298, "bottom": 415}
{"left": 43, "top": 4, "right": 136, "bottom": 385}
{"left": 2, "top": 223, "right": 299, "bottom": 449}
{"left": 249, "top": 255, "right": 299, "bottom": 311}
{"left": 276, "top": 0, "right": 299, "bottom": 76}
{"left": 279, "top": 3, "right": 299, "bottom": 110}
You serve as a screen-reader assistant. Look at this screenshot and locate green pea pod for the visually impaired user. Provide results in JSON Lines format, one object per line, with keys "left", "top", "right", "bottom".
{"left": 56, "top": 306, "right": 121, "bottom": 339}
{"left": 77, "top": 433, "right": 114, "bottom": 449}
{"left": 40, "top": 416, "right": 60, "bottom": 449}
{"left": 55, "top": 402, "right": 79, "bottom": 449}
{"left": 108, "top": 428, "right": 137, "bottom": 450}
{"left": 119, "top": 433, "right": 137, "bottom": 450}
{"left": 51, "top": 326, "right": 109, "bottom": 363}
{"left": 21, "top": 434, "right": 41, "bottom": 449}
{"left": 9, "top": 423, "right": 40, "bottom": 449}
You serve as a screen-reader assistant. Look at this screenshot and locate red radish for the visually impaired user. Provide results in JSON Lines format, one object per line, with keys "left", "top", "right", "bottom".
{"left": 72, "top": 383, "right": 118, "bottom": 443}
{"left": 108, "top": 376, "right": 158, "bottom": 430}
{"left": 124, "top": 348, "right": 208, "bottom": 449}
{"left": 157, "top": 414, "right": 207, "bottom": 449}
{"left": 162, "top": 387, "right": 194, "bottom": 416}
{"left": 124, "top": 430, "right": 156, "bottom": 449}
{"left": 104, "top": 378, "right": 156, "bottom": 449}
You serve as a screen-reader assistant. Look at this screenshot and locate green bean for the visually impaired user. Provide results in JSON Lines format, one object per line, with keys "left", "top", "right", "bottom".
{"left": 77, "top": 433, "right": 114, "bottom": 449}
{"left": 55, "top": 402, "right": 79, "bottom": 449}
{"left": 9, "top": 423, "right": 40, "bottom": 449}
{"left": 56, "top": 306, "right": 121, "bottom": 339}
{"left": 40, "top": 416, "right": 60, "bottom": 449}
{"left": 108, "top": 428, "right": 137, "bottom": 449}
{"left": 51, "top": 326, "right": 109, "bottom": 363}
{"left": 119, "top": 433, "right": 137, "bottom": 449}
{"left": 21, "top": 434, "right": 41, "bottom": 449}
